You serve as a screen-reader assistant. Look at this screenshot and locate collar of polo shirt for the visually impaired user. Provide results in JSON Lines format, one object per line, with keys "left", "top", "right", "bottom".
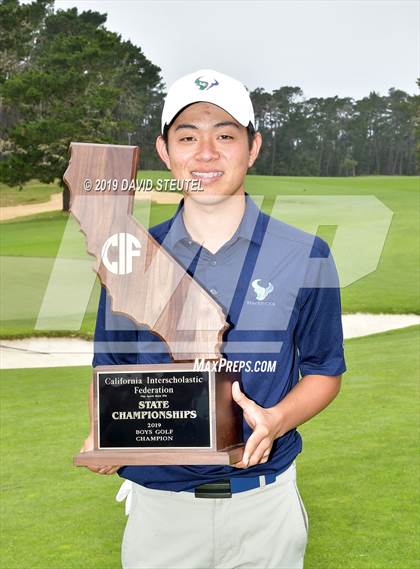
{"left": 162, "top": 194, "right": 265, "bottom": 251}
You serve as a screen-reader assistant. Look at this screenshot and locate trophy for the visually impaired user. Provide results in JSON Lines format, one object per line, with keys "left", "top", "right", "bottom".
{"left": 64, "top": 143, "right": 244, "bottom": 466}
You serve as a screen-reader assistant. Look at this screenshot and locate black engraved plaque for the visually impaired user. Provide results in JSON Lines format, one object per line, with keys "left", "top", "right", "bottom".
{"left": 97, "top": 370, "right": 211, "bottom": 448}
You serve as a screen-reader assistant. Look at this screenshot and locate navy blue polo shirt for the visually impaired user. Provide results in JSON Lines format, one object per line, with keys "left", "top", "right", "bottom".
{"left": 93, "top": 194, "right": 346, "bottom": 491}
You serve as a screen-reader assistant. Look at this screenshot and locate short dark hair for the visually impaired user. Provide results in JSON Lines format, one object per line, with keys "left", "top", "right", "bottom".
{"left": 162, "top": 121, "right": 256, "bottom": 150}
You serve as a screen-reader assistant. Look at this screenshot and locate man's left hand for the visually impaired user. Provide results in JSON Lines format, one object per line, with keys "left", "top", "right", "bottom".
{"left": 231, "top": 381, "right": 282, "bottom": 469}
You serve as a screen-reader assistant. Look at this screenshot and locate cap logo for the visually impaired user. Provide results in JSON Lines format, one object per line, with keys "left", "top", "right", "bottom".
{"left": 194, "top": 75, "right": 219, "bottom": 91}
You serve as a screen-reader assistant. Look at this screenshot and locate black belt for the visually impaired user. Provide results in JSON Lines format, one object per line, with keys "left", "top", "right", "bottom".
{"left": 194, "top": 479, "right": 232, "bottom": 499}
{"left": 192, "top": 473, "right": 278, "bottom": 499}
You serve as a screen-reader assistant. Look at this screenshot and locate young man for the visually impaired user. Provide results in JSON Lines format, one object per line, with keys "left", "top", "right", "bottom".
{"left": 82, "top": 69, "right": 346, "bottom": 569}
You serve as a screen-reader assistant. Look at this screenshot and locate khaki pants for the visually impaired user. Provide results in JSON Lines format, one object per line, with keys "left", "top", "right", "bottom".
{"left": 121, "top": 462, "right": 308, "bottom": 569}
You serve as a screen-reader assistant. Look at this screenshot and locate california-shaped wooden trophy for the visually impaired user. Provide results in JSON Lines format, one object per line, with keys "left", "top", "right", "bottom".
{"left": 64, "top": 143, "right": 244, "bottom": 466}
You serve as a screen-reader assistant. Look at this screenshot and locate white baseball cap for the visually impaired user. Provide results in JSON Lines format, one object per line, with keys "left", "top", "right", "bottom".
{"left": 161, "top": 69, "right": 255, "bottom": 133}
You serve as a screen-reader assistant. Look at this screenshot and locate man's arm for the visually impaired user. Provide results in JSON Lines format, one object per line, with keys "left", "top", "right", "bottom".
{"left": 232, "top": 239, "right": 345, "bottom": 469}
{"left": 232, "top": 374, "right": 342, "bottom": 468}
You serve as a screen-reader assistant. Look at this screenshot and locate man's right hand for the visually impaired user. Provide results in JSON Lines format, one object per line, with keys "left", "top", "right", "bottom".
{"left": 80, "top": 433, "right": 121, "bottom": 475}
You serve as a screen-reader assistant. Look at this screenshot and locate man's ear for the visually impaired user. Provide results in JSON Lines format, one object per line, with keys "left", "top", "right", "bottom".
{"left": 248, "top": 132, "right": 262, "bottom": 168}
{"left": 156, "top": 135, "right": 171, "bottom": 170}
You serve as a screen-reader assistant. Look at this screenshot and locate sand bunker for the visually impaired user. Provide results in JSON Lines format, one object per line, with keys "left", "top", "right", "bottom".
{"left": 1, "top": 313, "right": 418, "bottom": 369}
{"left": 0, "top": 189, "right": 181, "bottom": 222}
{"left": 0, "top": 193, "right": 63, "bottom": 221}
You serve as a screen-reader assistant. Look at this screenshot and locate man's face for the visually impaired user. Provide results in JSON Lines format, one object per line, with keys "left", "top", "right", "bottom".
{"left": 156, "top": 102, "right": 261, "bottom": 205}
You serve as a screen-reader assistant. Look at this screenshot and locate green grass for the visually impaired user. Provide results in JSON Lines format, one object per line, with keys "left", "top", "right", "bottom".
{"left": 1, "top": 175, "right": 419, "bottom": 337}
{"left": 0, "top": 365, "right": 123, "bottom": 569}
{"left": 0, "top": 326, "right": 418, "bottom": 568}
{"left": 0, "top": 180, "right": 60, "bottom": 207}
{"left": 299, "top": 325, "right": 420, "bottom": 568}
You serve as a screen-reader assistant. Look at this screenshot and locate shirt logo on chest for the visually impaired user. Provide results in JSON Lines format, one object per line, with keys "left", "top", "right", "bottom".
{"left": 251, "top": 279, "right": 274, "bottom": 301}
{"left": 247, "top": 279, "right": 276, "bottom": 306}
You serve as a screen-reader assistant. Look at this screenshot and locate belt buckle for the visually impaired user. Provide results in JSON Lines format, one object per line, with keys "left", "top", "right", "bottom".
{"left": 194, "top": 479, "right": 232, "bottom": 499}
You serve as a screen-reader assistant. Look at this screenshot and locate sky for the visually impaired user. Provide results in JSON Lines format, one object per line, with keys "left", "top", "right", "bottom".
{"left": 33, "top": 0, "right": 420, "bottom": 98}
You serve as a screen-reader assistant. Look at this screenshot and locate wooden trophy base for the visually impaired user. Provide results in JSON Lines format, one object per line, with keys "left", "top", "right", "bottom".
{"left": 74, "top": 445, "right": 244, "bottom": 467}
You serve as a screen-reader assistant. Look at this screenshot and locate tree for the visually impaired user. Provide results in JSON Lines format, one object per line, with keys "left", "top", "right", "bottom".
{"left": 250, "top": 86, "right": 305, "bottom": 175}
{"left": 342, "top": 157, "right": 358, "bottom": 176}
{"left": 1, "top": 2, "right": 417, "bottom": 187}
{"left": 0, "top": 0, "right": 53, "bottom": 84}
{"left": 0, "top": 0, "right": 164, "bottom": 208}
